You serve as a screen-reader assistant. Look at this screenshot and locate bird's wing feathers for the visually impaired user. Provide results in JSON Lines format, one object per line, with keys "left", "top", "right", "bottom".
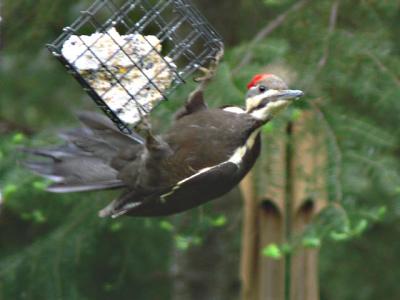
{"left": 47, "top": 180, "right": 124, "bottom": 193}
{"left": 76, "top": 111, "right": 145, "bottom": 145}
{"left": 22, "top": 111, "right": 144, "bottom": 193}
{"left": 59, "top": 128, "right": 118, "bottom": 162}
{"left": 23, "top": 153, "right": 124, "bottom": 192}
{"left": 100, "top": 161, "right": 239, "bottom": 218}
{"left": 160, "top": 161, "right": 238, "bottom": 202}
{"left": 174, "top": 90, "right": 208, "bottom": 120}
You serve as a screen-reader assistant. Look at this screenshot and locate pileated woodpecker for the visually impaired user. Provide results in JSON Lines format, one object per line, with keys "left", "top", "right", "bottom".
{"left": 23, "top": 74, "right": 303, "bottom": 218}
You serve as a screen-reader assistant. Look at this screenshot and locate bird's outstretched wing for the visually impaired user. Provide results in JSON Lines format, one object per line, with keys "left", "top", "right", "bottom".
{"left": 76, "top": 111, "right": 145, "bottom": 145}
{"left": 99, "top": 161, "right": 239, "bottom": 218}
{"left": 22, "top": 111, "right": 143, "bottom": 193}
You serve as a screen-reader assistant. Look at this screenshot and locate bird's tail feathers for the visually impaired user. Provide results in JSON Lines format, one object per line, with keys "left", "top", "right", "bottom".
{"left": 21, "top": 111, "right": 143, "bottom": 193}
{"left": 21, "top": 147, "right": 125, "bottom": 192}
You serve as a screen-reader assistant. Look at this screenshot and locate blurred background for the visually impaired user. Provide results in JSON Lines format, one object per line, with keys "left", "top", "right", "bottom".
{"left": 0, "top": 0, "right": 399, "bottom": 299}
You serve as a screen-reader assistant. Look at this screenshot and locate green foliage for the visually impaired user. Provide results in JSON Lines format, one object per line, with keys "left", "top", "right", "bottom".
{"left": 302, "top": 237, "right": 321, "bottom": 249}
{"left": 263, "top": 0, "right": 290, "bottom": 6}
{"left": 209, "top": 215, "right": 227, "bottom": 227}
{"left": 262, "top": 243, "right": 283, "bottom": 259}
{"left": 2, "top": 184, "right": 18, "bottom": 200}
{"left": 226, "top": 2, "right": 398, "bottom": 297}
{"left": 174, "top": 234, "right": 202, "bottom": 250}
{"left": 159, "top": 220, "right": 174, "bottom": 232}
{"left": 1, "top": 0, "right": 399, "bottom": 299}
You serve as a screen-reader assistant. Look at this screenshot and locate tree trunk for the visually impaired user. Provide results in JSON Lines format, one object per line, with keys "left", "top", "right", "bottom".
{"left": 240, "top": 111, "right": 328, "bottom": 300}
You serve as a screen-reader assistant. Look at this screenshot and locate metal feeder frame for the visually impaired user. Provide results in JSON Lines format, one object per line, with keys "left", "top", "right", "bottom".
{"left": 47, "top": 0, "right": 223, "bottom": 134}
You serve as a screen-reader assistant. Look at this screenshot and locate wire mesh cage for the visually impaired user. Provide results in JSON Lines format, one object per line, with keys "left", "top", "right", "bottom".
{"left": 47, "top": 0, "right": 223, "bottom": 134}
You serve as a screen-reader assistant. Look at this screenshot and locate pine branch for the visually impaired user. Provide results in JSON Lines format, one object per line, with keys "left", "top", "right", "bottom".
{"left": 233, "top": 0, "right": 310, "bottom": 74}
{"left": 300, "top": 0, "right": 340, "bottom": 90}
{"left": 366, "top": 51, "right": 400, "bottom": 87}
{"left": 317, "top": 0, "right": 341, "bottom": 71}
{"left": 310, "top": 100, "right": 343, "bottom": 202}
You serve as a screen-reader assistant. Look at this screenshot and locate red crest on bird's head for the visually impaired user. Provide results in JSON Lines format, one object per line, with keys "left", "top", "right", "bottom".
{"left": 247, "top": 73, "right": 274, "bottom": 90}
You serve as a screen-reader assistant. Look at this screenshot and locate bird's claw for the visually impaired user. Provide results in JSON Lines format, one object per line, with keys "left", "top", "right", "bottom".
{"left": 193, "top": 46, "right": 224, "bottom": 84}
{"left": 136, "top": 115, "right": 153, "bottom": 139}
{"left": 194, "top": 66, "right": 215, "bottom": 83}
{"left": 137, "top": 117, "right": 163, "bottom": 151}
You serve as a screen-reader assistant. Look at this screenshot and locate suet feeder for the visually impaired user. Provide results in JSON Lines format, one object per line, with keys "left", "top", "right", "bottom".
{"left": 47, "top": 0, "right": 222, "bottom": 134}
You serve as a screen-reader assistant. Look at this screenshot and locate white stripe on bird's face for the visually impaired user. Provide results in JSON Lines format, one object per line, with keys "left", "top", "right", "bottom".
{"left": 250, "top": 99, "right": 290, "bottom": 121}
{"left": 245, "top": 89, "right": 290, "bottom": 122}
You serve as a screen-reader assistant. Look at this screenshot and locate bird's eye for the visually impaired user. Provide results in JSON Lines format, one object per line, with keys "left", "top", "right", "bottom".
{"left": 259, "top": 85, "right": 268, "bottom": 92}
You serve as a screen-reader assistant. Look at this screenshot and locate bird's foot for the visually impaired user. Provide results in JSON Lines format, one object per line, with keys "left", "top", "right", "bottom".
{"left": 136, "top": 115, "right": 154, "bottom": 140}
{"left": 193, "top": 46, "right": 224, "bottom": 84}
{"left": 136, "top": 116, "right": 170, "bottom": 153}
{"left": 194, "top": 66, "right": 216, "bottom": 83}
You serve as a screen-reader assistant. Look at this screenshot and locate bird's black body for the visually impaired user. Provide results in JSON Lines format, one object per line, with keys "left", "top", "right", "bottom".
{"left": 23, "top": 74, "right": 303, "bottom": 218}
{"left": 116, "top": 109, "right": 262, "bottom": 217}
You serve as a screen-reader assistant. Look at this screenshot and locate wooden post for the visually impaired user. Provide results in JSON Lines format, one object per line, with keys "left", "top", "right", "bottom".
{"left": 290, "top": 112, "right": 327, "bottom": 300}
{"left": 240, "top": 111, "right": 328, "bottom": 300}
{"left": 240, "top": 171, "right": 260, "bottom": 300}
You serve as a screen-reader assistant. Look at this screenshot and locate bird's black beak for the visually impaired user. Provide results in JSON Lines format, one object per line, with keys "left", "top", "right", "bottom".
{"left": 276, "top": 89, "right": 304, "bottom": 101}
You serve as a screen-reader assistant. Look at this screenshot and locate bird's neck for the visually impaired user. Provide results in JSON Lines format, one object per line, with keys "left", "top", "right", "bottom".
{"left": 247, "top": 114, "right": 272, "bottom": 133}
{"left": 220, "top": 106, "right": 273, "bottom": 140}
